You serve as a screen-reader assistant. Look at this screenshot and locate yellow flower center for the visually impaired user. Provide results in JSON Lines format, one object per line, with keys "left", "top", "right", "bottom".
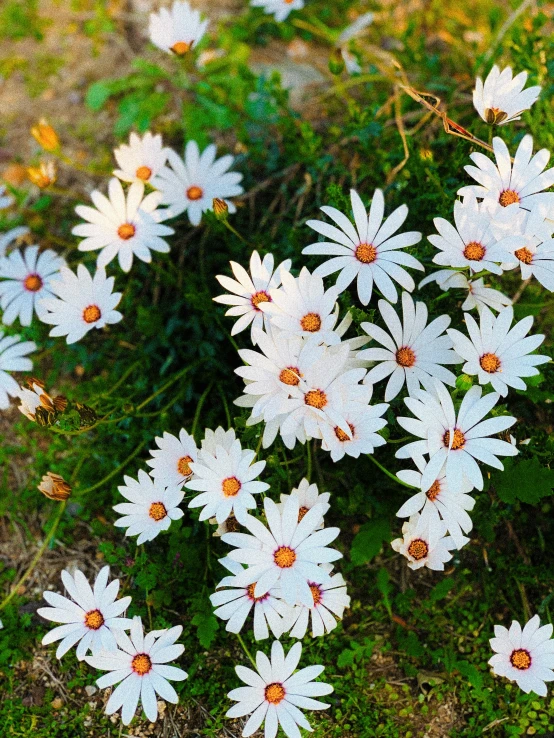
{"left": 310, "top": 583, "right": 322, "bottom": 605}
{"left": 187, "top": 185, "right": 203, "bottom": 201}
{"left": 279, "top": 366, "right": 301, "bottom": 386}
{"left": 407, "top": 538, "right": 429, "bottom": 561}
{"left": 300, "top": 312, "right": 322, "bottom": 332}
{"left": 265, "top": 682, "right": 286, "bottom": 704}
{"left": 84, "top": 609, "right": 104, "bottom": 630}
{"left": 24, "top": 274, "right": 43, "bottom": 292}
{"left": 480, "top": 352, "right": 501, "bottom": 373}
{"left": 334, "top": 422, "right": 355, "bottom": 442}
{"left": 171, "top": 41, "right": 193, "bottom": 56}
{"left": 396, "top": 346, "right": 416, "bottom": 368}
{"left": 251, "top": 291, "right": 271, "bottom": 311}
{"left": 510, "top": 649, "right": 532, "bottom": 671}
{"left": 298, "top": 505, "right": 310, "bottom": 521}
{"left": 463, "top": 241, "right": 486, "bottom": 261}
{"left": 135, "top": 165, "right": 152, "bottom": 181}
{"left": 515, "top": 247, "right": 533, "bottom": 265}
{"left": 117, "top": 223, "right": 136, "bottom": 240}
{"left": 222, "top": 476, "right": 241, "bottom": 497}
{"left": 355, "top": 243, "right": 377, "bottom": 264}
{"left": 443, "top": 428, "right": 465, "bottom": 450}
{"left": 83, "top": 305, "right": 101, "bottom": 324}
{"left": 149, "top": 502, "right": 167, "bottom": 521}
{"left": 274, "top": 546, "right": 296, "bottom": 568}
{"left": 305, "top": 389, "right": 328, "bottom": 409}
{"left": 426, "top": 480, "right": 441, "bottom": 501}
{"left": 132, "top": 653, "right": 152, "bottom": 676}
{"left": 499, "top": 189, "right": 520, "bottom": 207}
{"left": 246, "top": 583, "right": 268, "bottom": 602}
{"left": 177, "top": 455, "right": 193, "bottom": 477}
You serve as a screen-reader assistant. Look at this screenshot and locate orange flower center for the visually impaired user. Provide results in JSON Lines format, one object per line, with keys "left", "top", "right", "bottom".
{"left": 83, "top": 305, "right": 101, "bottom": 324}
{"left": 305, "top": 389, "right": 328, "bottom": 409}
{"left": 135, "top": 165, "right": 152, "bottom": 181}
{"left": 499, "top": 189, "right": 520, "bottom": 207}
{"left": 298, "top": 505, "right": 310, "bottom": 521}
{"left": 396, "top": 346, "right": 416, "bottom": 368}
{"left": 222, "top": 476, "right": 241, "bottom": 497}
{"left": 132, "top": 653, "right": 152, "bottom": 676}
{"left": 426, "top": 480, "right": 441, "bottom": 502}
{"left": 310, "top": 583, "right": 322, "bottom": 605}
{"left": 274, "top": 546, "right": 296, "bottom": 568}
{"left": 510, "top": 649, "right": 532, "bottom": 670}
{"left": 407, "top": 538, "right": 429, "bottom": 561}
{"left": 246, "top": 583, "right": 268, "bottom": 602}
{"left": 186, "top": 185, "right": 203, "bottom": 201}
{"left": 279, "top": 366, "right": 301, "bottom": 386}
{"left": 355, "top": 243, "right": 377, "bottom": 264}
{"left": 334, "top": 422, "right": 355, "bottom": 442}
{"left": 84, "top": 609, "right": 105, "bottom": 630}
{"left": 149, "top": 502, "right": 167, "bottom": 521}
{"left": 300, "top": 312, "right": 322, "bottom": 332}
{"left": 265, "top": 682, "right": 286, "bottom": 704}
{"left": 480, "top": 352, "right": 501, "bottom": 373}
{"left": 463, "top": 241, "right": 486, "bottom": 261}
{"left": 177, "top": 455, "right": 193, "bottom": 477}
{"left": 24, "top": 273, "right": 43, "bottom": 292}
{"left": 251, "top": 291, "right": 271, "bottom": 310}
{"left": 117, "top": 223, "right": 136, "bottom": 240}
{"left": 515, "top": 247, "right": 533, "bottom": 265}
{"left": 443, "top": 428, "right": 465, "bottom": 450}
{"left": 171, "top": 41, "right": 193, "bottom": 56}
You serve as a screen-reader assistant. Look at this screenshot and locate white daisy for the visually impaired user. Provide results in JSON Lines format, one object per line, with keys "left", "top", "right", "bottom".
{"left": 282, "top": 563, "right": 350, "bottom": 639}
{"left": 0, "top": 226, "right": 29, "bottom": 258}
{"left": 304, "top": 188, "right": 423, "bottom": 305}
{"left": 428, "top": 193, "right": 518, "bottom": 275}
{"left": 226, "top": 640, "right": 333, "bottom": 738}
{"left": 146, "top": 428, "right": 198, "bottom": 487}
{"left": 473, "top": 65, "right": 541, "bottom": 125}
{"left": 396, "top": 382, "right": 517, "bottom": 493}
{"left": 201, "top": 426, "right": 238, "bottom": 456}
{"left": 149, "top": 0, "right": 208, "bottom": 56}
{"left": 85, "top": 616, "right": 187, "bottom": 725}
{"left": 458, "top": 135, "right": 554, "bottom": 218}
{"left": 38, "top": 566, "right": 133, "bottom": 660}
{"left": 113, "top": 470, "right": 184, "bottom": 544}
{"left": 501, "top": 207, "right": 554, "bottom": 290}
{"left": 0, "top": 185, "right": 13, "bottom": 210}
{"left": 73, "top": 178, "right": 174, "bottom": 273}
{"left": 391, "top": 513, "right": 459, "bottom": 570}
{"left": 151, "top": 140, "right": 244, "bottom": 225}
{"left": 260, "top": 267, "right": 342, "bottom": 345}
{"left": 250, "top": 0, "right": 304, "bottom": 22}
{"left": 396, "top": 456, "right": 474, "bottom": 550}
{"left": 358, "top": 292, "right": 462, "bottom": 400}
{"left": 0, "top": 330, "right": 36, "bottom": 409}
{"left": 223, "top": 495, "right": 341, "bottom": 608}
{"left": 447, "top": 305, "right": 548, "bottom": 397}
{"left": 16, "top": 379, "right": 53, "bottom": 421}
{"left": 0, "top": 245, "right": 65, "bottom": 327}
{"left": 489, "top": 615, "right": 554, "bottom": 696}
{"left": 277, "top": 478, "right": 330, "bottom": 524}
{"left": 38, "top": 264, "right": 123, "bottom": 344}
{"left": 113, "top": 131, "right": 169, "bottom": 185}
{"left": 210, "top": 557, "right": 289, "bottom": 641}
{"left": 419, "top": 271, "right": 513, "bottom": 315}
{"left": 214, "top": 252, "right": 291, "bottom": 344}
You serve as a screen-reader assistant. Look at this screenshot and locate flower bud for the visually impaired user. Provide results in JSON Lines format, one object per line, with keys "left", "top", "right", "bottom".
{"left": 30, "top": 119, "right": 60, "bottom": 152}
{"left": 27, "top": 161, "right": 57, "bottom": 189}
{"left": 213, "top": 198, "right": 229, "bottom": 221}
{"left": 456, "top": 373, "right": 474, "bottom": 391}
{"left": 38, "top": 472, "right": 71, "bottom": 501}
{"left": 329, "top": 48, "right": 346, "bottom": 76}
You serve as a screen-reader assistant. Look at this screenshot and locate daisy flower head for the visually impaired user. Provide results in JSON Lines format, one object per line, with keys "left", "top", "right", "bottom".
{"left": 501, "top": 207, "right": 554, "bottom": 291}
{"left": 214, "top": 251, "right": 292, "bottom": 344}
{"left": 223, "top": 495, "right": 341, "bottom": 608}
{"left": 283, "top": 563, "right": 350, "bottom": 639}
{"left": 0, "top": 331, "right": 36, "bottom": 409}
{"left": 148, "top": 0, "right": 208, "bottom": 56}
{"left": 186, "top": 436, "right": 269, "bottom": 525}
{"left": 304, "top": 188, "right": 423, "bottom": 305}
{"left": 250, "top": 0, "right": 305, "bottom": 23}
{"left": 0, "top": 184, "right": 13, "bottom": 210}
{"left": 0, "top": 245, "right": 65, "bottom": 327}
{"left": 489, "top": 615, "right": 554, "bottom": 696}
{"left": 391, "top": 513, "right": 459, "bottom": 570}
{"left": 359, "top": 292, "right": 462, "bottom": 401}
{"left": 396, "top": 456, "right": 474, "bottom": 550}
{"left": 151, "top": 140, "right": 244, "bottom": 225}
{"left": 473, "top": 65, "right": 541, "bottom": 125}
{"left": 73, "top": 178, "right": 174, "bottom": 273}
{"left": 448, "top": 305, "right": 549, "bottom": 397}
{"left": 396, "top": 382, "right": 518, "bottom": 494}
{"left": 458, "top": 135, "right": 554, "bottom": 218}
{"left": 226, "top": 640, "right": 333, "bottom": 738}
{"left": 113, "top": 131, "right": 169, "bottom": 185}
{"left": 278, "top": 478, "right": 331, "bottom": 525}
{"left": 38, "top": 264, "right": 123, "bottom": 344}
{"left": 113, "top": 470, "right": 184, "bottom": 544}
{"left": 85, "top": 616, "right": 187, "bottom": 725}
{"left": 146, "top": 428, "right": 198, "bottom": 487}
{"left": 0, "top": 226, "right": 29, "bottom": 258}
{"left": 210, "top": 557, "right": 289, "bottom": 641}
{"left": 419, "top": 270, "right": 513, "bottom": 315}
{"left": 38, "top": 566, "right": 133, "bottom": 660}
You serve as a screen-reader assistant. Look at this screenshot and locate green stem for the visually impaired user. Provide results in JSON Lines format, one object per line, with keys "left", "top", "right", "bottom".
{"left": 236, "top": 633, "right": 257, "bottom": 669}
{"left": 135, "top": 363, "right": 199, "bottom": 412}
{"left": 192, "top": 381, "right": 214, "bottom": 439}
{"left": 223, "top": 220, "right": 248, "bottom": 244}
{"left": 218, "top": 385, "right": 232, "bottom": 428}
{"left": 367, "top": 455, "right": 416, "bottom": 489}
{"left": 75, "top": 441, "right": 148, "bottom": 496}
{"left": 306, "top": 440, "right": 312, "bottom": 482}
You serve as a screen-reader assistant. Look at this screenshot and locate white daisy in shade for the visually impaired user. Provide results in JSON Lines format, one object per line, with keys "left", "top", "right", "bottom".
{"left": 358, "top": 292, "right": 462, "bottom": 401}
{"left": 458, "top": 135, "right": 554, "bottom": 218}
{"left": 149, "top": 0, "right": 208, "bottom": 56}
{"left": 151, "top": 140, "right": 243, "bottom": 225}
{"left": 260, "top": 267, "right": 341, "bottom": 345}
{"left": 223, "top": 495, "right": 341, "bottom": 608}
{"left": 146, "top": 428, "right": 198, "bottom": 487}
{"left": 210, "top": 557, "right": 289, "bottom": 641}
{"left": 186, "top": 436, "right": 269, "bottom": 524}
{"left": 73, "top": 178, "right": 174, "bottom": 273}
{"left": 489, "top": 615, "right": 554, "bottom": 696}
{"left": 0, "top": 185, "right": 13, "bottom": 209}
{"left": 0, "top": 245, "right": 65, "bottom": 327}
{"left": 277, "top": 478, "right": 330, "bottom": 526}
{"left": 391, "top": 513, "right": 459, "bottom": 570}
{"left": 448, "top": 305, "right": 548, "bottom": 397}
{"left": 113, "top": 131, "right": 169, "bottom": 185}
{"left": 428, "top": 193, "right": 518, "bottom": 275}
{"left": 0, "top": 331, "right": 36, "bottom": 409}
{"left": 473, "top": 65, "right": 541, "bottom": 125}
{"left": 226, "top": 640, "right": 332, "bottom": 738}
{"left": 214, "top": 251, "right": 291, "bottom": 344}
{"left": 303, "top": 188, "right": 423, "bottom": 305}
{"left": 201, "top": 426, "right": 238, "bottom": 456}
{"left": 0, "top": 226, "right": 29, "bottom": 258}
{"left": 38, "top": 264, "right": 123, "bottom": 344}
{"left": 282, "top": 563, "right": 350, "bottom": 639}
{"left": 250, "top": 0, "right": 304, "bottom": 22}
{"left": 38, "top": 566, "right": 133, "bottom": 660}
{"left": 396, "top": 382, "right": 517, "bottom": 494}
{"left": 85, "top": 616, "right": 187, "bottom": 726}
{"left": 113, "top": 470, "right": 184, "bottom": 545}
{"left": 419, "top": 270, "right": 512, "bottom": 315}
{"left": 396, "top": 456, "right": 474, "bottom": 550}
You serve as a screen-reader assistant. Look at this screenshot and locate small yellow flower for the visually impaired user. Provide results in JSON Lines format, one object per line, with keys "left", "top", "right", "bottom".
{"left": 38, "top": 472, "right": 71, "bottom": 501}
{"left": 31, "top": 119, "right": 60, "bottom": 152}
{"left": 27, "top": 161, "right": 57, "bottom": 189}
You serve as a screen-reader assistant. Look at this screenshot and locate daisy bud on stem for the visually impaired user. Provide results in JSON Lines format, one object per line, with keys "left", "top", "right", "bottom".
{"left": 213, "top": 197, "right": 229, "bottom": 221}
{"left": 27, "top": 161, "right": 57, "bottom": 189}
{"left": 329, "top": 48, "right": 346, "bottom": 76}
{"left": 30, "top": 119, "right": 60, "bottom": 152}
{"left": 38, "top": 472, "right": 71, "bottom": 501}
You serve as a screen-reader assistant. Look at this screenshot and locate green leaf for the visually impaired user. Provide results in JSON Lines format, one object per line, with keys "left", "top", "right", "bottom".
{"left": 490, "top": 457, "right": 554, "bottom": 505}
{"left": 337, "top": 649, "right": 355, "bottom": 668}
{"left": 191, "top": 613, "right": 219, "bottom": 649}
{"left": 350, "top": 518, "right": 391, "bottom": 566}
{"left": 429, "top": 578, "right": 455, "bottom": 603}
{"left": 455, "top": 660, "right": 483, "bottom": 689}
{"left": 86, "top": 81, "right": 114, "bottom": 111}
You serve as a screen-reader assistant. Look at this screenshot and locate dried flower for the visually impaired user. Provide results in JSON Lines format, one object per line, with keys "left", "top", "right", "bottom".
{"left": 27, "top": 161, "right": 57, "bottom": 188}
{"left": 38, "top": 472, "right": 71, "bottom": 501}
{"left": 30, "top": 119, "right": 60, "bottom": 152}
